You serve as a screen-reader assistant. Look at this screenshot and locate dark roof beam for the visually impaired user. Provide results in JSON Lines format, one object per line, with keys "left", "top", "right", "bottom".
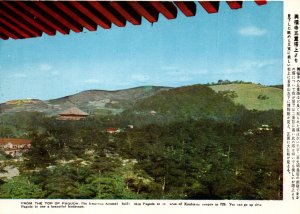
{"left": 55, "top": 2, "right": 97, "bottom": 31}
{"left": 0, "top": 16, "right": 33, "bottom": 38}
{"left": 174, "top": 1, "right": 196, "bottom": 17}
{"left": 255, "top": 0, "right": 267, "bottom": 6}
{"left": 150, "top": 1, "right": 177, "bottom": 19}
{"left": 16, "top": 1, "right": 70, "bottom": 35}
{"left": 35, "top": 2, "right": 83, "bottom": 33}
{"left": 0, "top": 7, "right": 42, "bottom": 37}
{"left": 1, "top": 1, "right": 56, "bottom": 36}
{"left": 87, "top": 1, "right": 125, "bottom": 27}
{"left": 226, "top": 1, "right": 243, "bottom": 9}
{"left": 0, "top": 24, "right": 23, "bottom": 39}
{"left": 70, "top": 1, "right": 111, "bottom": 29}
{"left": 0, "top": 32, "right": 9, "bottom": 40}
{"left": 128, "top": 1, "right": 159, "bottom": 23}
{"left": 110, "top": 1, "right": 142, "bottom": 25}
{"left": 199, "top": 1, "right": 220, "bottom": 13}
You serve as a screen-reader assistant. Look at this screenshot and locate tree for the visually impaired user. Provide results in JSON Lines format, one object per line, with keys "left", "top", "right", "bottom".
{"left": 0, "top": 176, "right": 44, "bottom": 198}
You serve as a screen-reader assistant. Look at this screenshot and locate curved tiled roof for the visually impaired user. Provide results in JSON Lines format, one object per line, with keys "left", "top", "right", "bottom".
{"left": 0, "top": 1, "right": 267, "bottom": 40}
{"left": 58, "top": 107, "right": 89, "bottom": 116}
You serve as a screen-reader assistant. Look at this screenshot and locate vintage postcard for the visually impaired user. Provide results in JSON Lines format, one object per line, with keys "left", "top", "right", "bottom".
{"left": 0, "top": 0, "right": 298, "bottom": 213}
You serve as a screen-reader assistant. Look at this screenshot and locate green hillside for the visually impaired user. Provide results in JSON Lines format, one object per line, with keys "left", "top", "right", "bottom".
{"left": 121, "top": 84, "right": 246, "bottom": 126}
{"left": 209, "top": 83, "right": 283, "bottom": 111}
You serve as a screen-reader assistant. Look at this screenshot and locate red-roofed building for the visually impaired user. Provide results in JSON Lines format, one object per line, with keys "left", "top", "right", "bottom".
{"left": 0, "top": 138, "right": 31, "bottom": 157}
{"left": 106, "top": 128, "right": 120, "bottom": 134}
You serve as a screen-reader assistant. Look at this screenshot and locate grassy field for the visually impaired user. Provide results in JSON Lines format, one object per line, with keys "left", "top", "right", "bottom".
{"left": 209, "top": 83, "right": 283, "bottom": 111}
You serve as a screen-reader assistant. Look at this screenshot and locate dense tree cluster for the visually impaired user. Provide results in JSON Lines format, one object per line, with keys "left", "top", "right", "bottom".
{"left": 0, "top": 109, "right": 282, "bottom": 199}
{"left": 206, "top": 80, "right": 254, "bottom": 86}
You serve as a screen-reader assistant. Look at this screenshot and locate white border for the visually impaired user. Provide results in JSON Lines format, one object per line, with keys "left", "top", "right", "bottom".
{"left": 1, "top": 1, "right": 300, "bottom": 214}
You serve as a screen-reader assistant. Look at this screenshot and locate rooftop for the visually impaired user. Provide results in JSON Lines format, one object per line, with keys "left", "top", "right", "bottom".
{"left": 0, "top": 138, "right": 32, "bottom": 145}
{"left": 58, "top": 107, "right": 89, "bottom": 116}
{"left": 0, "top": 1, "right": 267, "bottom": 40}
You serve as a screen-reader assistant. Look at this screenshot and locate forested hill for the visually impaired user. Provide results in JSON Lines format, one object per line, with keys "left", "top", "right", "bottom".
{"left": 120, "top": 84, "right": 247, "bottom": 126}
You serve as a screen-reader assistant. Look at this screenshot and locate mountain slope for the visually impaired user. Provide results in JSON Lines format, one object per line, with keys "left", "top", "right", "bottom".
{"left": 0, "top": 86, "right": 171, "bottom": 116}
{"left": 0, "top": 83, "right": 282, "bottom": 117}
{"left": 120, "top": 84, "right": 247, "bottom": 126}
{"left": 209, "top": 83, "right": 283, "bottom": 111}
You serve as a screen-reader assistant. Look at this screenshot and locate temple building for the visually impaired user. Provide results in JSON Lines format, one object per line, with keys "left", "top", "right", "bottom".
{"left": 57, "top": 107, "right": 89, "bottom": 121}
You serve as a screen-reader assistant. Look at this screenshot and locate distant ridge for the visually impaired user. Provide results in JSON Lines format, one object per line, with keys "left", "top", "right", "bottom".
{"left": 0, "top": 86, "right": 171, "bottom": 116}
{"left": 0, "top": 83, "right": 282, "bottom": 116}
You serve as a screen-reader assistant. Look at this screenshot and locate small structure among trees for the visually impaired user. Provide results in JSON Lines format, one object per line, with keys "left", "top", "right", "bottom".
{"left": 0, "top": 138, "right": 31, "bottom": 157}
{"left": 106, "top": 128, "right": 120, "bottom": 134}
{"left": 57, "top": 107, "right": 89, "bottom": 121}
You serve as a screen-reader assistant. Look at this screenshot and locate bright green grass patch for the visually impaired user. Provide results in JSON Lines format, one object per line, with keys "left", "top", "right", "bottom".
{"left": 209, "top": 84, "right": 283, "bottom": 111}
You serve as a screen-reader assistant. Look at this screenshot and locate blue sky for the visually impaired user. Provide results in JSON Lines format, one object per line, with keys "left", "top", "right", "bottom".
{"left": 0, "top": 1, "right": 283, "bottom": 103}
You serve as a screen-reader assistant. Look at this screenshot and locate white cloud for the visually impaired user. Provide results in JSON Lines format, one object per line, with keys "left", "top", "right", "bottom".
{"left": 13, "top": 73, "right": 27, "bottom": 78}
{"left": 239, "top": 26, "right": 266, "bottom": 36}
{"left": 32, "top": 63, "right": 60, "bottom": 76}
